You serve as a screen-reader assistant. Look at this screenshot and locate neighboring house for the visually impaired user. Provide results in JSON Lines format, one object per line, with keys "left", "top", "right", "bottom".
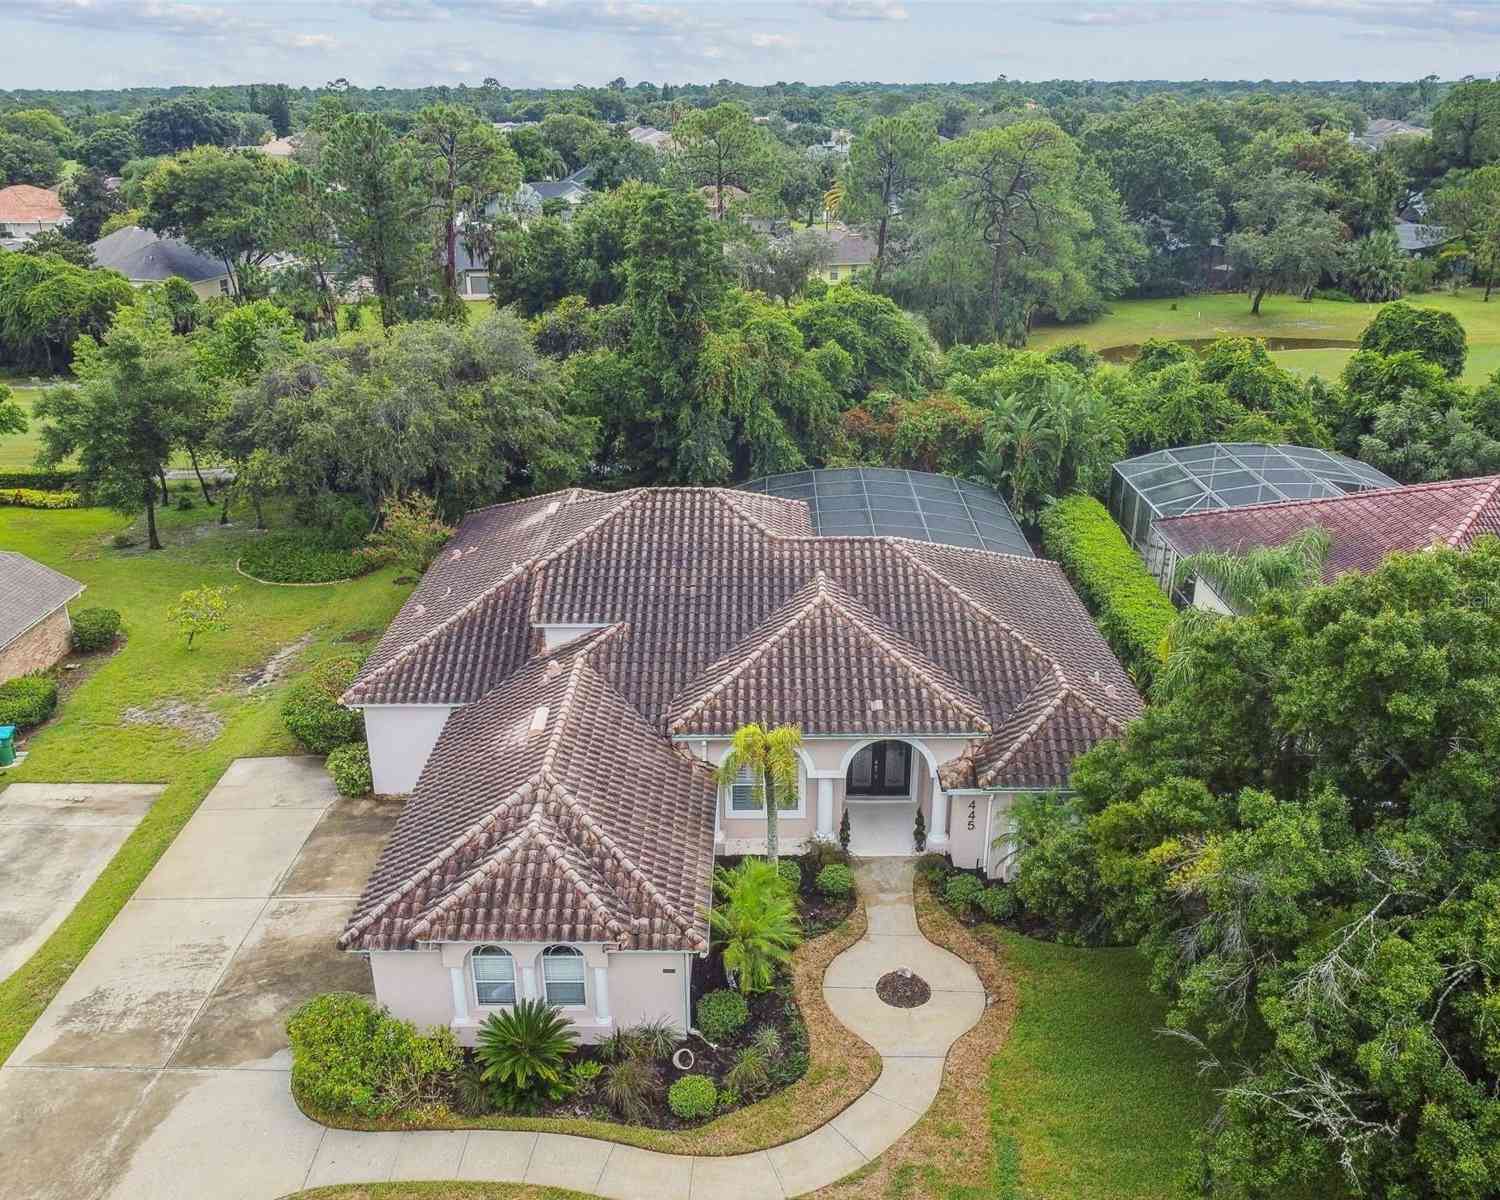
{"left": 338, "top": 484, "right": 1139, "bottom": 1043}
{"left": 1156, "top": 474, "right": 1500, "bottom": 612}
{"left": 255, "top": 135, "right": 302, "bottom": 159}
{"left": 810, "top": 224, "right": 878, "bottom": 283}
{"left": 452, "top": 239, "right": 492, "bottom": 299}
{"left": 626, "top": 125, "right": 674, "bottom": 152}
{"left": 1109, "top": 442, "right": 1398, "bottom": 598}
{"left": 1350, "top": 118, "right": 1429, "bottom": 151}
{"left": 0, "top": 185, "right": 68, "bottom": 240}
{"left": 0, "top": 552, "right": 84, "bottom": 684}
{"left": 493, "top": 166, "right": 594, "bottom": 223}
{"left": 90, "top": 225, "right": 233, "bottom": 298}
{"left": 1395, "top": 219, "right": 1446, "bottom": 255}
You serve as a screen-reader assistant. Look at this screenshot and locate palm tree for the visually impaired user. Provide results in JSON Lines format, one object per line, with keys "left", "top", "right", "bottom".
{"left": 707, "top": 858, "right": 802, "bottom": 994}
{"left": 1157, "top": 526, "right": 1331, "bottom": 695}
{"left": 718, "top": 722, "right": 802, "bottom": 864}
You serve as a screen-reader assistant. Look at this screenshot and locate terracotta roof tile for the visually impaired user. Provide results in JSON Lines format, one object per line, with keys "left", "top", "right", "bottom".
{"left": 0, "top": 184, "right": 64, "bottom": 222}
{"left": 1157, "top": 475, "right": 1500, "bottom": 581}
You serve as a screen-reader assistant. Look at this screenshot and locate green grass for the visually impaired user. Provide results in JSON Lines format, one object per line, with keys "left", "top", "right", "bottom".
{"left": 984, "top": 930, "right": 1216, "bottom": 1199}
{"left": 0, "top": 386, "right": 47, "bottom": 472}
{"left": 1029, "top": 288, "right": 1500, "bottom": 384}
{"left": 0, "top": 500, "right": 409, "bottom": 1065}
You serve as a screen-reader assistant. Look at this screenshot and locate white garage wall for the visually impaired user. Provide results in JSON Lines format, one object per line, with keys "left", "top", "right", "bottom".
{"left": 362, "top": 705, "right": 456, "bottom": 794}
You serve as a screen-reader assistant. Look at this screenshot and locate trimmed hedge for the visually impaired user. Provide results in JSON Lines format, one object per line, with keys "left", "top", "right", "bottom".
{"left": 1, "top": 488, "right": 80, "bottom": 509}
{"left": 696, "top": 988, "right": 750, "bottom": 1043}
{"left": 667, "top": 1073, "right": 717, "bottom": 1120}
{"left": 1040, "top": 495, "right": 1176, "bottom": 691}
{"left": 71, "top": 607, "right": 122, "bottom": 652}
{"left": 281, "top": 658, "right": 364, "bottom": 753}
{"left": 239, "top": 530, "right": 372, "bottom": 584}
{"left": 0, "top": 673, "right": 58, "bottom": 730}
{"left": 0, "top": 468, "right": 80, "bottom": 491}
{"left": 326, "top": 741, "right": 373, "bottom": 797}
{"left": 815, "top": 863, "right": 854, "bottom": 898}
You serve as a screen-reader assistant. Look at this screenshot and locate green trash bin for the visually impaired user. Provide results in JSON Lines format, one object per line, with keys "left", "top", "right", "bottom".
{"left": 0, "top": 726, "right": 15, "bottom": 767}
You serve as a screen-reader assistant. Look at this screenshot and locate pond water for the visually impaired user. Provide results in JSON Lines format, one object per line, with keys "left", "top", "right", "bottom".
{"left": 1097, "top": 336, "right": 1360, "bottom": 362}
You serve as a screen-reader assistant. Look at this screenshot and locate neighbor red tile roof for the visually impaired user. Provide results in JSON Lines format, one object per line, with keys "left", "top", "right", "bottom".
{"left": 0, "top": 184, "right": 65, "bottom": 222}
{"left": 1156, "top": 475, "right": 1500, "bottom": 580}
{"left": 342, "top": 486, "right": 1142, "bottom": 953}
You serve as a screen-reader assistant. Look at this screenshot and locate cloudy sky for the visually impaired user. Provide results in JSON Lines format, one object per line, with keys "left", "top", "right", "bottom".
{"left": 2, "top": 0, "right": 1498, "bottom": 92}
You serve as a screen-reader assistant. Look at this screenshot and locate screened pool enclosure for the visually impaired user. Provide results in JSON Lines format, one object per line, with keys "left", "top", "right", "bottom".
{"left": 742, "top": 468, "right": 1033, "bottom": 556}
{"left": 1109, "top": 443, "right": 1396, "bottom": 593}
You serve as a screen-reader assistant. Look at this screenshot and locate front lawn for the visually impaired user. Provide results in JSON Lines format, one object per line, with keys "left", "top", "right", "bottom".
{"left": 0, "top": 384, "right": 46, "bottom": 472}
{"left": 0, "top": 500, "right": 409, "bottom": 1064}
{"left": 286, "top": 1187, "right": 598, "bottom": 1200}
{"left": 816, "top": 882, "right": 1214, "bottom": 1200}
{"left": 1028, "top": 288, "right": 1500, "bottom": 384}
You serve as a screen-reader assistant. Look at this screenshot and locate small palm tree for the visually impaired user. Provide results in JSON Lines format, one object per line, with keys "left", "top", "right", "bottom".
{"left": 718, "top": 722, "right": 802, "bottom": 864}
{"left": 475, "top": 998, "right": 579, "bottom": 1112}
{"left": 823, "top": 178, "right": 845, "bottom": 226}
{"left": 1158, "top": 526, "right": 1331, "bottom": 695}
{"left": 707, "top": 858, "right": 802, "bottom": 994}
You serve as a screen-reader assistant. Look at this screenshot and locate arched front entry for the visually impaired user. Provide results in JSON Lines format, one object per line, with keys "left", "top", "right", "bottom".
{"left": 841, "top": 738, "right": 925, "bottom": 856}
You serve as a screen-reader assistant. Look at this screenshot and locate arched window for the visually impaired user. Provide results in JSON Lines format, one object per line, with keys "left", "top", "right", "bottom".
{"left": 542, "top": 945, "right": 586, "bottom": 1006}
{"left": 471, "top": 946, "right": 515, "bottom": 1006}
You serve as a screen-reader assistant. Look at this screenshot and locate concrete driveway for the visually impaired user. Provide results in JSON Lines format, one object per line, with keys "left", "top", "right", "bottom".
{"left": 0, "top": 782, "right": 163, "bottom": 981}
{"left": 0, "top": 757, "right": 400, "bottom": 1200}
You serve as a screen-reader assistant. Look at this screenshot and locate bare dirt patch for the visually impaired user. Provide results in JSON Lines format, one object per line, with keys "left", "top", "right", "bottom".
{"left": 120, "top": 699, "right": 224, "bottom": 743}
{"left": 876, "top": 968, "right": 930, "bottom": 1008}
{"left": 241, "top": 633, "right": 313, "bottom": 691}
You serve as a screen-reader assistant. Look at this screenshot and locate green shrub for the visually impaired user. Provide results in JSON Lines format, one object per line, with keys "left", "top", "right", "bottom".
{"left": 475, "top": 998, "right": 579, "bottom": 1112}
{"left": 326, "top": 742, "right": 373, "bottom": 796}
{"left": 286, "top": 992, "right": 460, "bottom": 1118}
{"left": 915, "top": 852, "right": 950, "bottom": 884}
{"left": 0, "top": 673, "right": 57, "bottom": 730}
{"left": 624, "top": 1017, "right": 679, "bottom": 1060}
{"left": 1040, "top": 495, "right": 1176, "bottom": 690}
{"left": 668, "top": 1073, "right": 717, "bottom": 1120}
{"left": 815, "top": 863, "right": 854, "bottom": 898}
{"left": 70, "top": 607, "right": 121, "bottom": 652}
{"left": 281, "top": 658, "right": 363, "bottom": 753}
{"left": 974, "top": 883, "right": 1017, "bottom": 922}
{"left": 776, "top": 858, "right": 802, "bottom": 894}
{"left": 0, "top": 487, "right": 80, "bottom": 509}
{"left": 239, "top": 529, "right": 373, "bottom": 584}
{"left": 943, "top": 872, "right": 985, "bottom": 913}
{"left": 1359, "top": 300, "right": 1467, "bottom": 379}
{"left": 800, "top": 834, "right": 848, "bottom": 876}
{"left": 0, "top": 468, "right": 80, "bottom": 491}
{"left": 725, "top": 1044, "right": 771, "bottom": 1096}
{"left": 696, "top": 988, "right": 750, "bottom": 1043}
{"left": 709, "top": 858, "right": 802, "bottom": 995}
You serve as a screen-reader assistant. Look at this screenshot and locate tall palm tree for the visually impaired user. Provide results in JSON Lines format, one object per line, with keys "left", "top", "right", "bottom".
{"left": 1157, "top": 526, "right": 1331, "bottom": 695}
{"left": 718, "top": 723, "right": 803, "bottom": 864}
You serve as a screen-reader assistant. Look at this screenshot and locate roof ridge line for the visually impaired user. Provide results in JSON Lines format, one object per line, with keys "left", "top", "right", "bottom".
{"left": 343, "top": 564, "right": 529, "bottom": 703}
{"left": 339, "top": 780, "right": 545, "bottom": 947}
{"left": 462, "top": 486, "right": 598, "bottom": 518}
{"left": 1158, "top": 474, "right": 1500, "bottom": 529}
{"left": 885, "top": 537, "right": 1066, "bottom": 678}
{"left": 709, "top": 488, "right": 806, "bottom": 538}
{"left": 668, "top": 571, "right": 833, "bottom": 730}
{"left": 1446, "top": 475, "right": 1500, "bottom": 546}
{"left": 977, "top": 672, "right": 1071, "bottom": 787}
{"left": 405, "top": 819, "right": 542, "bottom": 942}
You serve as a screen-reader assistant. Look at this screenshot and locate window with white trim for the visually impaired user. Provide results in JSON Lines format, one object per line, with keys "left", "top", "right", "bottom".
{"left": 542, "top": 945, "right": 586, "bottom": 1006}
{"left": 472, "top": 946, "right": 516, "bottom": 1006}
{"left": 723, "top": 762, "right": 804, "bottom": 817}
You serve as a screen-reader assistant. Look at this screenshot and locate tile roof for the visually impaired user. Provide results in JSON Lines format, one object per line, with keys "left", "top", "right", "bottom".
{"left": 1156, "top": 475, "right": 1500, "bottom": 581}
{"left": 669, "top": 571, "right": 992, "bottom": 737}
{"left": 342, "top": 626, "right": 716, "bottom": 953}
{"left": 0, "top": 552, "right": 84, "bottom": 650}
{"left": 0, "top": 184, "right": 65, "bottom": 223}
{"left": 344, "top": 485, "right": 1142, "bottom": 951}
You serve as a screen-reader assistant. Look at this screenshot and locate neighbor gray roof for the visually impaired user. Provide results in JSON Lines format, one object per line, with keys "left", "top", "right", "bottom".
{"left": 0, "top": 552, "right": 84, "bottom": 651}
{"left": 89, "top": 225, "right": 225, "bottom": 284}
{"left": 1395, "top": 220, "right": 1445, "bottom": 253}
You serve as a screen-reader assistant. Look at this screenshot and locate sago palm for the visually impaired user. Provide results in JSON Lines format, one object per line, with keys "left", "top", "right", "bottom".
{"left": 707, "top": 858, "right": 802, "bottom": 994}
{"left": 718, "top": 722, "right": 803, "bottom": 863}
{"left": 475, "top": 998, "right": 579, "bottom": 1112}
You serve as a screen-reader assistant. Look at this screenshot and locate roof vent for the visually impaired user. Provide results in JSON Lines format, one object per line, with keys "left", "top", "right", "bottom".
{"left": 868, "top": 698, "right": 885, "bottom": 713}
{"left": 544, "top": 500, "right": 562, "bottom": 517}
{"left": 450, "top": 548, "right": 463, "bottom": 562}
{"left": 442, "top": 586, "right": 453, "bottom": 599}
{"left": 1104, "top": 684, "right": 1119, "bottom": 700}
{"left": 544, "top": 660, "right": 563, "bottom": 680}
{"left": 528, "top": 705, "right": 550, "bottom": 736}
{"left": 413, "top": 604, "right": 426, "bottom": 617}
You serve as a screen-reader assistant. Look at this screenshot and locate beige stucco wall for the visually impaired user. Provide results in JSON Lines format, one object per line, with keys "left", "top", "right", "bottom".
{"left": 946, "top": 790, "right": 1029, "bottom": 879}
{"left": 363, "top": 704, "right": 457, "bottom": 794}
{"left": 0, "top": 606, "right": 71, "bottom": 685}
{"left": 366, "top": 942, "right": 692, "bottom": 1046}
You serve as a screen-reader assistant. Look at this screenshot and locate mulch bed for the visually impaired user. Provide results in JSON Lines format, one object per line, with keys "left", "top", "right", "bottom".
{"left": 876, "top": 969, "right": 931, "bottom": 1008}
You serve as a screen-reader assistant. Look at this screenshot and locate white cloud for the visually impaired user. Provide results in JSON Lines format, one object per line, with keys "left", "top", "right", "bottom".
{"left": 749, "top": 31, "right": 797, "bottom": 48}
{"left": 22, "top": 0, "right": 241, "bottom": 36}
{"left": 278, "top": 32, "right": 338, "bottom": 49}
{"left": 815, "top": 0, "right": 908, "bottom": 20}
{"left": 1245, "top": 0, "right": 1500, "bottom": 37}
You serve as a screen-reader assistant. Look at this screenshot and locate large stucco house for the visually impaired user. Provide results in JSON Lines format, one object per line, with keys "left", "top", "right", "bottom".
{"left": 339, "top": 485, "right": 1139, "bottom": 1043}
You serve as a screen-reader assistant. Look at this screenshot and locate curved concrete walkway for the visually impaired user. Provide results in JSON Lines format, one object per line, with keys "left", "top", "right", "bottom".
{"left": 293, "top": 859, "right": 986, "bottom": 1200}
{"left": 0, "top": 757, "right": 985, "bottom": 1200}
